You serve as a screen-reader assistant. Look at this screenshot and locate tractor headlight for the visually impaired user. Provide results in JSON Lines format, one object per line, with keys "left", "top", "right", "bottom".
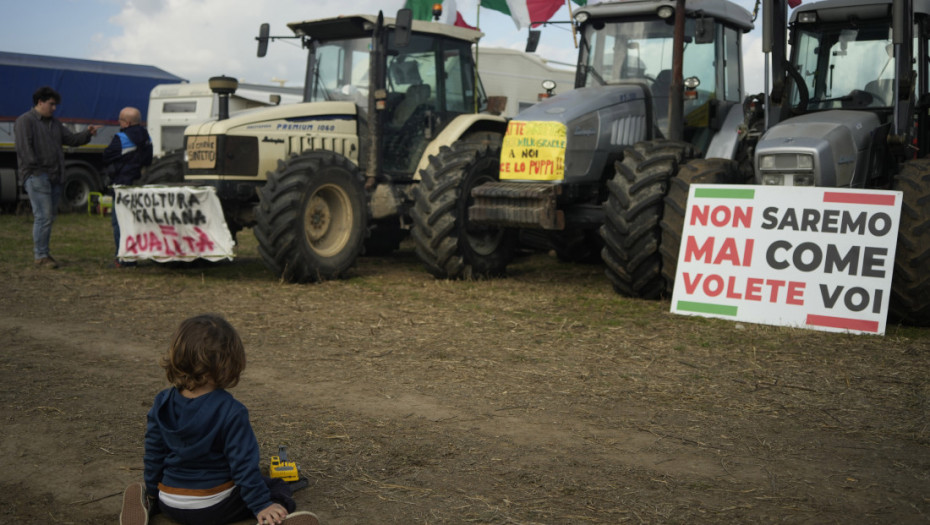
{"left": 798, "top": 12, "right": 817, "bottom": 23}
{"left": 574, "top": 11, "right": 589, "bottom": 23}
{"left": 762, "top": 173, "right": 784, "bottom": 185}
{"left": 760, "top": 153, "right": 813, "bottom": 169}
{"left": 761, "top": 173, "right": 815, "bottom": 186}
{"left": 759, "top": 153, "right": 815, "bottom": 186}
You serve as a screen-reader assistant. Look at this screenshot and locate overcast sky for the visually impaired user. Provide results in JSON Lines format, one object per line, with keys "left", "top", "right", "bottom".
{"left": 1, "top": 0, "right": 766, "bottom": 93}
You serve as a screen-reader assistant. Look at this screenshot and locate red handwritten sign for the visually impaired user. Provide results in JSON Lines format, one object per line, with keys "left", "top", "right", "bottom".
{"left": 114, "top": 186, "right": 234, "bottom": 262}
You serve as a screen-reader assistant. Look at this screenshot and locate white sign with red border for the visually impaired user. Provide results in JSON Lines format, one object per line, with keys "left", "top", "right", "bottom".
{"left": 670, "top": 185, "right": 901, "bottom": 335}
{"left": 114, "top": 185, "right": 235, "bottom": 263}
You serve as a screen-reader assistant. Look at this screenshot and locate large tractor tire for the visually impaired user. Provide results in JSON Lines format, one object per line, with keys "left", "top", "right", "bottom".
{"left": 659, "top": 158, "right": 746, "bottom": 295}
{"left": 410, "top": 134, "right": 515, "bottom": 279}
{"left": 600, "top": 140, "right": 693, "bottom": 299}
{"left": 889, "top": 158, "right": 930, "bottom": 326}
{"left": 140, "top": 150, "right": 184, "bottom": 185}
{"left": 254, "top": 151, "right": 367, "bottom": 283}
{"left": 61, "top": 163, "right": 101, "bottom": 213}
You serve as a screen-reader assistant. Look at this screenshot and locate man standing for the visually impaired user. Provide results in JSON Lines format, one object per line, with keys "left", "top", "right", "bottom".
{"left": 103, "top": 106, "right": 152, "bottom": 268}
{"left": 14, "top": 86, "right": 99, "bottom": 269}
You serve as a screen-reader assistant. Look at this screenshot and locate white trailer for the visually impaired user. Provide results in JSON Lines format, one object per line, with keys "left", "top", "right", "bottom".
{"left": 476, "top": 47, "right": 576, "bottom": 118}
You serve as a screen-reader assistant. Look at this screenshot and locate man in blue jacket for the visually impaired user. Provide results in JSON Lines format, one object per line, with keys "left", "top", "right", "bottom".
{"left": 103, "top": 106, "right": 153, "bottom": 268}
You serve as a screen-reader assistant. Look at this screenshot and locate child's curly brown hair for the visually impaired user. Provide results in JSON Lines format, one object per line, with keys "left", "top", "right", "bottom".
{"left": 162, "top": 314, "right": 246, "bottom": 391}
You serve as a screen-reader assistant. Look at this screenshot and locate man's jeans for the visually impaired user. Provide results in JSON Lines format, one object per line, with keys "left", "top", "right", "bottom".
{"left": 24, "top": 174, "right": 61, "bottom": 260}
{"left": 111, "top": 206, "right": 121, "bottom": 258}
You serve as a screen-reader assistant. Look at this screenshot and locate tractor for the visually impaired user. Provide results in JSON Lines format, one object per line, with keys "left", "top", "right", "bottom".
{"left": 661, "top": 0, "right": 930, "bottom": 325}
{"left": 179, "top": 9, "right": 506, "bottom": 281}
{"left": 409, "top": 0, "right": 764, "bottom": 296}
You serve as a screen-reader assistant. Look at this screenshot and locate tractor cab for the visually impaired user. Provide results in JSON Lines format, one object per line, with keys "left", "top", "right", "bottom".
{"left": 575, "top": 0, "right": 752, "bottom": 151}
{"left": 758, "top": 0, "right": 930, "bottom": 188}
{"left": 289, "top": 15, "right": 487, "bottom": 178}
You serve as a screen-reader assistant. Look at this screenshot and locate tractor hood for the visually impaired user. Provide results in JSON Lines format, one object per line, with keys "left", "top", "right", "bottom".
{"left": 504, "top": 84, "right": 652, "bottom": 181}
{"left": 184, "top": 101, "right": 360, "bottom": 181}
{"left": 754, "top": 110, "right": 883, "bottom": 187}
{"left": 516, "top": 84, "right": 650, "bottom": 125}
{"left": 184, "top": 101, "right": 358, "bottom": 137}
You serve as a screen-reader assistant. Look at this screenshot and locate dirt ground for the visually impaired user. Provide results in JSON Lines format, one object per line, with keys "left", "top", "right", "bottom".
{"left": 1, "top": 214, "right": 929, "bottom": 524}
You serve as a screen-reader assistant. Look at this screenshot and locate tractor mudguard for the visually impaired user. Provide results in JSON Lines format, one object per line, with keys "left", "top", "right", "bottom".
{"left": 412, "top": 113, "right": 508, "bottom": 181}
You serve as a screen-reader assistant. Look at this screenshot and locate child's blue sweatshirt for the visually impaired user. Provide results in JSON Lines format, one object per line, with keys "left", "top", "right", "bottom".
{"left": 143, "top": 387, "right": 272, "bottom": 516}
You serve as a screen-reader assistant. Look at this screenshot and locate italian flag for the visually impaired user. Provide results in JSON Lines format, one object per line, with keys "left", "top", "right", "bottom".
{"left": 481, "top": 0, "right": 586, "bottom": 30}
{"left": 403, "top": 0, "right": 478, "bottom": 29}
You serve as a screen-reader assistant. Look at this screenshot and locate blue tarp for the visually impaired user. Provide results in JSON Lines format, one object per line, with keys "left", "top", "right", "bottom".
{"left": 0, "top": 51, "right": 185, "bottom": 124}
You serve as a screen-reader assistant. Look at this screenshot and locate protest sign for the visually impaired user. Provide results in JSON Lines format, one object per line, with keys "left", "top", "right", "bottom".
{"left": 499, "top": 120, "right": 566, "bottom": 180}
{"left": 670, "top": 185, "right": 901, "bottom": 335}
{"left": 114, "top": 185, "right": 235, "bottom": 262}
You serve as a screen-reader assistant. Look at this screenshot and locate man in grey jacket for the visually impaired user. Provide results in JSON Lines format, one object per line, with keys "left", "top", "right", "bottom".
{"left": 15, "top": 86, "right": 99, "bottom": 268}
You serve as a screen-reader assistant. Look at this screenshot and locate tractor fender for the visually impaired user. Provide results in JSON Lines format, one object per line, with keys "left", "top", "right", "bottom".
{"left": 704, "top": 104, "right": 746, "bottom": 160}
{"left": 412, "top": 113, "right": 507, "bottom": 181}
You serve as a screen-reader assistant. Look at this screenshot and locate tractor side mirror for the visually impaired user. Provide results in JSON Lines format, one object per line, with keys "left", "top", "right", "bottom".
{"left": 526, "top": 30, "right": 541, "bottom": 53}
{"left": 395, "top": 9, "right": 413, "bottom": 48}
{"left": 694, "top": 17, "right": 714, "bottom": 44}
{"left": 257, "top": 23, "right": 270, "bottom": 57}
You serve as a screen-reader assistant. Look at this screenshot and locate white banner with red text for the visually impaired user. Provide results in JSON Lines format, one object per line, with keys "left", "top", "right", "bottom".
{"left": 114, "top": 185, "right": 235, "bottom": 263}
{"left": 670, "top": 185, "right": 901, "bottom": 335}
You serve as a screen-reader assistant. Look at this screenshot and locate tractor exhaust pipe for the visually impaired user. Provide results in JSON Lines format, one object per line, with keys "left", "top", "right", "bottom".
{"left": 667, "top": 0, "right": 686, "bottom": 141}
{"left": 891, "top": 0, "right": 913, "bottom": 143}
{"left": 209, "top": 76, "right": 239, "bottom": 121}
{"left": 762, "top": 0, "right": 788, "bottom": 128}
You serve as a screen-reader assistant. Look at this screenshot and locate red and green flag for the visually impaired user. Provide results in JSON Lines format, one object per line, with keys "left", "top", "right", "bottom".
{"left": 403, "top": 0, "right": 586, "bottom": 31}
{"left": 481, "top": 0, "right": 587, "bottom": 30}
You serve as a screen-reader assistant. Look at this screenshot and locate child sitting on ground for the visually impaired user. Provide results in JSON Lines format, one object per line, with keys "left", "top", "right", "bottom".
{"left": 120, "top": 313, "right": 319, "bottom": 525}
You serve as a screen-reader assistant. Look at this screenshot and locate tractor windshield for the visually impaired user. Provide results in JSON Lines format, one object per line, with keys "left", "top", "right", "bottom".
{"left": 305, "top": 33, "right": 485, "bottom": 118}
{"left": 790, "top": 20, "right": 896, "bottom": 110}
{"left": 580, "top": 16, "right": 729, "bottom": 139}
{"left": 307, "top": 37, "right": 372, "bottom": 109}
{"left": 381, "top": 32, "right": 484, "bottom": 175}
{"left": 580, "top": 17, "right": 716, "bottom": 92}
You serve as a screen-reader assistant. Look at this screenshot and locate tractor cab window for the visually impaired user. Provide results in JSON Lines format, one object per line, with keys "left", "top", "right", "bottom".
{"left": 380, "top": 33, "right": 482, "bottom": 176}
{"left": 580, "top": 16, "right": 720, "bottom": 137}
{"left": 791, "top": 20, "right": 896, "bottom": 110}
{"left": 723, "top": 26, "right": 742, "bottom": 103}
{"left": 386, "top": 45, "right": 437, "bottom": 130}
{"left": 307, "top": 38, "right": 371, "bottom": 109}
{"left": 442, "top": 46, "right": 483, "bottom": 114}
{"left": 581, "top": 18, "right": 678, "bottom": 86}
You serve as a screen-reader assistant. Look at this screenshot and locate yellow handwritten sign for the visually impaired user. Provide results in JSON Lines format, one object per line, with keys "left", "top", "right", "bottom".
{"left": 499, "top": 120, "right": 566, "bottom": 181}
{"left": 186, "top": 135, "right": 218, "bottom": 170}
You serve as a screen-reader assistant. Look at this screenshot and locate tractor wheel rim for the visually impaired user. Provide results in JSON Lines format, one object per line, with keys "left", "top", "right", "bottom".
{"left": 304, "top": 184, "right": 352, "bottom": 257}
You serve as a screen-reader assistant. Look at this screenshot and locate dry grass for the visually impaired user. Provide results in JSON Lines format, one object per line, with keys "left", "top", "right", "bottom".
{"left": 1, "top": 213, "right": 929, "bottom": 524}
